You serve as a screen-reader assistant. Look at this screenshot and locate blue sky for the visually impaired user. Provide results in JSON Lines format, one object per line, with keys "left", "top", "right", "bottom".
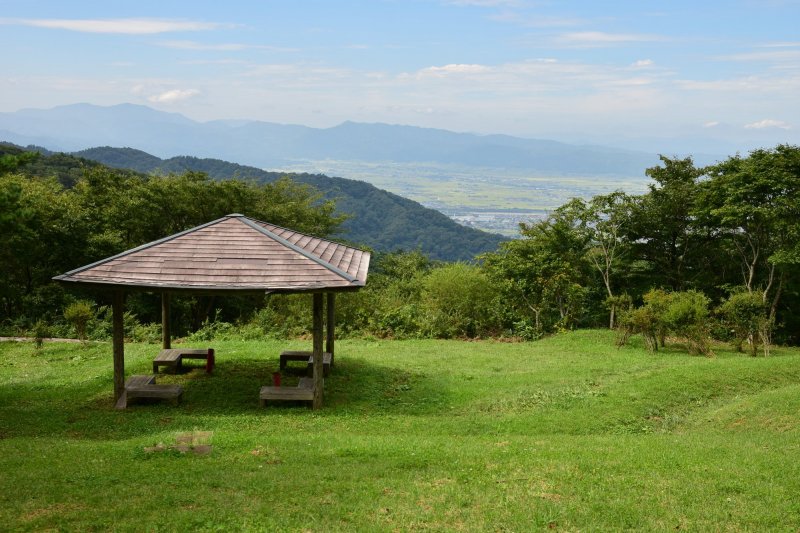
{"left": 1, "top": 0, "right": 799, "bottom": 153}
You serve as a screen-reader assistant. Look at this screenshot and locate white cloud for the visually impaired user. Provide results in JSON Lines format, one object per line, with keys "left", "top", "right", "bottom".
{"left": 744, "top": 119, "right": 791, "bottom": 129}
{"left": 148, "top": 89, "right": 200, "bottom": 103}
{"left": 0, "top": 18, "right": 226, "bottom": 34}
{"left": 489, "top": 12, "right": 587, "bottom": 27}
{"left": 159, "top": 40, "right": 296, "bottom": 52}
{"left": 418, "top": 64, "right": 491, "bottom": 77}
{"left": 757, "top": 41, "right": 800, "bottom": 48}
{"left": 160, "top": 40, "right": 249, "bottom": 51}
{"left": 446, "top": 0, "right": 523, "bottom": 6}
{"left": 676, "top": 75, "right": 800, "bottom": 93}
{"left": 631, "top": 59, "right": 654, "bottom": 68}
{"left": 555, "top": 31, "right": 665, "bottom": 48}
{"left": 703, "top": 121, "right": 720, "bottom": 128}
{"left": 720, "top": 49, "right": 800, "bottom": 62}
{"left": 180, "top": 59, "right": 249, "bottom": 66}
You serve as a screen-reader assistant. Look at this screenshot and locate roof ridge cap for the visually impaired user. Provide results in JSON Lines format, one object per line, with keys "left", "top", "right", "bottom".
{"left": 248, "top": 216, "right": 369, "bottom": 254}
{"left": 236, "top": 217, "right": 357, "bottom": 283}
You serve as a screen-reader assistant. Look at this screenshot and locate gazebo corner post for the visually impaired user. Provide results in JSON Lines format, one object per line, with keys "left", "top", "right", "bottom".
{"left": 326, "top": 292, "right": 335, "bottom": 366}
{"left": 112, "top": 290, "right": 126, "bottom": 403}
{"left": 162, "top": 291, "right": 171, "bottom": 350}
{"left": 312, "top": 292, "right": 324, "bottom": 410}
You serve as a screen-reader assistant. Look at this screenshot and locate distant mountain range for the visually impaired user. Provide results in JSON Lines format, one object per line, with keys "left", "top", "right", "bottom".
{"left": 3, "top": 142, "right": 506, "bottom": 261}
{"left": 0, "top": 103, "right": 659, "bottom": 176}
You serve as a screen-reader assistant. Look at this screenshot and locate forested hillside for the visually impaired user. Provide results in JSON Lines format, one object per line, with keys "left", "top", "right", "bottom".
{"left": 4, "top": 142, "right": 799, "bottom": 352}
{"left": 73, "top": 146, "right": 507, "bottom": 261}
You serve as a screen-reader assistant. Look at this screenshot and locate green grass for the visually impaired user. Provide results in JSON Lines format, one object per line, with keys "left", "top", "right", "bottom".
{"left": 1, "top": 330, "right": 799, "bottom": 531}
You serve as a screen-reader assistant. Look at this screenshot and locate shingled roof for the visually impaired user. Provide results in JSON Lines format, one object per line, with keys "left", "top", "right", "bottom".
{"left": 54, "top": 214, "right": 370, "bottom": 292}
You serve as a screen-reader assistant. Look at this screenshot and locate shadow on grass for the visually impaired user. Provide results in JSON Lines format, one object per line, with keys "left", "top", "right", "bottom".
{"left": 0, "top": 356, "right": 455, "bottom": 440}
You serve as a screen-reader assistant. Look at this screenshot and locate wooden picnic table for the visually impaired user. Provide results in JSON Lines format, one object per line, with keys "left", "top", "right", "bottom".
{"left": 153, "top": 348, "right": 215, "bottom": 374}
{"left": 279, "top": 350, "right": 331, "bottom": 377}
{"left": 115, "top": 374, "right": 183, "bottom": 409}
{"left": 260, "top": 377, "right": 315, "bottom": 407}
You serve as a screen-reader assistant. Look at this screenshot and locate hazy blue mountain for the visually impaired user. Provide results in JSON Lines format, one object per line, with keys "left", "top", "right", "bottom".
{"left": 72, "top": 146, "right": 507, "bottom": 261}
{"left": 1, "top": 103, "right": 659, "bottom": 175}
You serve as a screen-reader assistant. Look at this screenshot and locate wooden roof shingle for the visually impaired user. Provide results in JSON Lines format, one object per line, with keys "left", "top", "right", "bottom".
{"left": 54, "top": 214, "right": 370, "bottom": 293}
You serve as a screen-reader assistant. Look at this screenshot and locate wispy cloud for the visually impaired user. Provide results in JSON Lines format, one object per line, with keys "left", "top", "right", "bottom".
{"left": 418, "top": 64, "right": 491, "bottom": 77}
{"left": 676, "top": 75, "right": 800, "bottom": 93}
{"left": 0, "top": 18, "right": 227, "bottom": 34}
{"left": 489, "top": 12, "right": 586, "bottom": 27}
{"left": 757, "top": 41, "right": 800, "bottom": 48}
{"left": 159, "top": 40, "right": 296, "bottom": 52}
{"left": 745, "top": 119, "right": 791, "bottom": 129}
{"left": 554, "top": 31, "right": 665, "bottom": 48}
{"left": 719, "top": 49, "right": 800, "bottom": 63}
{"left": 631, "top": 59, "right": 655, "bottom": 68}
{"left": 446, "top": 0, "right": 524, "bottom": 6}
{"left": 148, "top": 89, "right": 200, "bottom": 103}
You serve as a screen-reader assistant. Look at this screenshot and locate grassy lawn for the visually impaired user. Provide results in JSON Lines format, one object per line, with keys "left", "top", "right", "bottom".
{"left": 1, "top": 330, "right": 799, "bottom": 531}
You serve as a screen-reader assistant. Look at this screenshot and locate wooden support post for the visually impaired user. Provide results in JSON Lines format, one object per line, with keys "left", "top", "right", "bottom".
{"left": 162, "top": 292, "right": 171, "bottom": 350}
{"left": 112, "top": 290, "right": 126, "bottom": 403}
{"left": 312, "top": 292, "right": 324, "bottom": 410}
{"left": 326, "top": 292, "right": 335, "bottom": 366}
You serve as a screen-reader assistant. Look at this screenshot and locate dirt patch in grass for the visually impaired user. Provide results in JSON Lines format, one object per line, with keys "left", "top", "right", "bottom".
{"left": 145, "top": 430, "right": 213, "bottom": 455}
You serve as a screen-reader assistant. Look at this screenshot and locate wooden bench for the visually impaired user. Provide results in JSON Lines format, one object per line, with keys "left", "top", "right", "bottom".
{"left": 153, "top": 348, "right": 215, "bottom": 374}
{"left": 279, "top": 350, "right": 332, "bottom": 377}
{"left": 116, "top": 374, "right": 183, "bottom": 409}
{"left": 259, "top": 377, "right": 315, "bottom": 407}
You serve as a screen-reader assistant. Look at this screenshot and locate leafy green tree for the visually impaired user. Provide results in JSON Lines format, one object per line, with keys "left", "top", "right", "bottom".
{"left": 0, "top": 163, "right": 348, "bottom": 334}
{"left": 0, "top": 150, "right": 39, "bottom": 174}
{"left": 628, "top": 156, "right": 708, "bottom": 291}
{"left": 0, "top": 173, "right": 88, "bottom": 322}
{"left": 482, "top": 209, "right": 589, "bottom": 336}
{"left": 699, "top": 145, "right": 800, "bottom": 324}
{"left": 565, "top": 191, "right": 635, "bottom": 328}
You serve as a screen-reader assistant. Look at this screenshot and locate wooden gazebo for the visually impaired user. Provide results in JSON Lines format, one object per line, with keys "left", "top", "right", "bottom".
{"left": 54, "top": 213, "right": 370, "bottom": 409}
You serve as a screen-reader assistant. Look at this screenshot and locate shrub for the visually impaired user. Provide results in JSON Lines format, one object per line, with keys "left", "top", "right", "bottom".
{"left": 63, "top": 300, "right": 95, "bottom": 342}
{"left": 616, "top": 289, "right": 712, "bottom": 356}
{"left": 188, "top": 318, "right": 239, "bottom": 342}
{"left": 420, "top": 263, "right": 499, "bottom": 338}
{"left": 717, "top": 291, "right": 772, "bottom": 356}
{"left": 617, "top": 306, "right": 659, "bottom": 352}
{"left": 32, "top": 320, "right": 50, "bottom": 349}
{"left": 661, "top": 291, "right": 712, "bottom": 356}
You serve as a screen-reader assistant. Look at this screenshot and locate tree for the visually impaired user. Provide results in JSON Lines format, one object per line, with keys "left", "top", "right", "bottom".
{"left": 628, "top": 156, "right": 708, "bottom": 291}
{"left": 482, "top": 209, "right": 589, "bottom": 337}
{"left": 0, "top": 150, "right": 39, "bottom": 174}
{"left": 699, "top": 145, "right": 800, "bottom": 324}
{"left": 0, "top": 165, "right": 348, "bottom": 334}
{"left": 567, "top": 192, "right": 635, "bottom": 328}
